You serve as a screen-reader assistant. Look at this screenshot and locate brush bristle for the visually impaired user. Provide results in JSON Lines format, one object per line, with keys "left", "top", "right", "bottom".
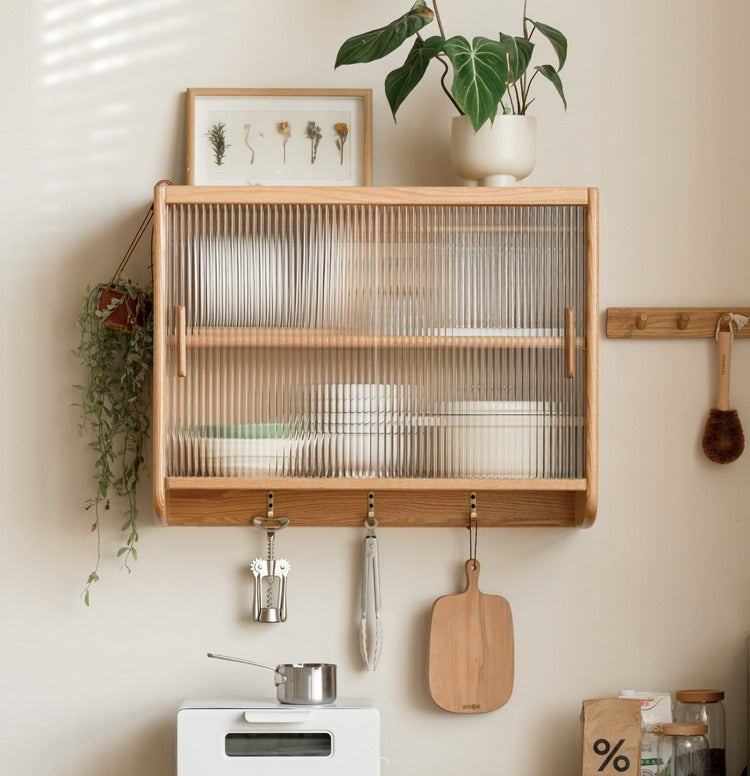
{"left": 702, "top": 408, "right": 745, "bottom": 464}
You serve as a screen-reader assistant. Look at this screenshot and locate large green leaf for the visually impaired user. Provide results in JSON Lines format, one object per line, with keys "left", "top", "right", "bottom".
{"left": 443, "top": 36, "right": 508, "bottom": 131}
{"left": 498, "top": 33, "right": 534, "bottom": 84}
{"left": 526, "top": 18, "right": 567, "bottom": 70}
{"left": 385, "top": 35, "right": 445, "bottom": 119}
{"left": 534, "top": 64, "right": 567, "bottom": 109}
{"left": 335, "top": 1, "right": 435, "bottom": 67}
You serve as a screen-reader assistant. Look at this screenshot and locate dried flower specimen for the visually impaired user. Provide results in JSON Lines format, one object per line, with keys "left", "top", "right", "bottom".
{"left": 277, "top": 121, "right": 292, "bottom": 163}
{"left": 243, "top": 124, "right": 255, "bottom": 165}
{"left": 334, "top": 122, "right": 349, "bottom": 165}
{"left": 305, "top": 120, "right": 322, "bottom": 164}
{"left": 207, "top": 121, "right": 230, "bottom": 166}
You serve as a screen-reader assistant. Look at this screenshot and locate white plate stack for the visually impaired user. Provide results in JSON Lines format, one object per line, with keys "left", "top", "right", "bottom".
{"left": 314, "top": 384, "right": 409, "bottom": 477}
{"left": 188, "top": 424, "right": 298, "bottom": 477}
{"left": 439, "top": 401, "right": 553, "bottom": 478}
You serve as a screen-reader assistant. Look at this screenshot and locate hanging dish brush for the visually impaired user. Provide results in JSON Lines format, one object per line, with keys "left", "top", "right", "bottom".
{"left": 702, "top": 313, "right": 747, "bottom": 464}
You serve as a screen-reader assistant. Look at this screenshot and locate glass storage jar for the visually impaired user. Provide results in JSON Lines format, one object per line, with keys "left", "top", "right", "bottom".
{"left": 657, "top": 722, "right": 709, "bottom": 776}
{"left": 675, "top": 690, "right": 726, "bottom": 776}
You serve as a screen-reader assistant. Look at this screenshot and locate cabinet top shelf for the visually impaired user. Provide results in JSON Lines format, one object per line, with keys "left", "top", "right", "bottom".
{"left": 159, "top": 185, "right": 596, "bottom": 208}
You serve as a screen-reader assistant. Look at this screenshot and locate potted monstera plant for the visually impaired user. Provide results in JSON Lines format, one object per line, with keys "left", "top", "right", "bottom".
{"left": 74, "top": 204, "right": 156, "bottom": 605}
{"left": 335, "top": 0, "right": 567, "bottom": 185}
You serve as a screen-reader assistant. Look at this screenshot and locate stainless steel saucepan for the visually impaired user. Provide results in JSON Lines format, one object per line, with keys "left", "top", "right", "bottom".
{"left": 207, "top": 652, "right": 337, "bottom": 705}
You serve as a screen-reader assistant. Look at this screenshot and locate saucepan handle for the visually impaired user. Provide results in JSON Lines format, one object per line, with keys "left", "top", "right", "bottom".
{"left": 206, "top": 652, "right": 287, "bottom": 684}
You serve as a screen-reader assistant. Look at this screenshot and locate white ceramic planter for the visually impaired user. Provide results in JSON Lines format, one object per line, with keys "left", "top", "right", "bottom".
{"left": 451, "top": 114, "right": 537, "bottom": 187}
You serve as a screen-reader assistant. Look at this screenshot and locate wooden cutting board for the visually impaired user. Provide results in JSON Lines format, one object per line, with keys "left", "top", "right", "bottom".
{"left": 428, "top": 559, "right": 514, "bottom": 714}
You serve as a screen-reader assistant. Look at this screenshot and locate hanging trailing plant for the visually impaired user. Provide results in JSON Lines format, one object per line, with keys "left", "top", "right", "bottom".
{"left": 73, "top": 203, "right": 157, "bottom": 605}
{"left": 74, "top": 279, "right": 153, "bottom": 605}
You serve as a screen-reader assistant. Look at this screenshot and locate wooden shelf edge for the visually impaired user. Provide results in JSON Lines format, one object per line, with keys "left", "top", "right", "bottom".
{"left": 165, "top": 476, "right": 588, "bottom": 492}
{"left": 160, "top": 477, "right": 592, "bottom": 528}
{"left": 163, "top": 186, "right": 592, "bottom": 207}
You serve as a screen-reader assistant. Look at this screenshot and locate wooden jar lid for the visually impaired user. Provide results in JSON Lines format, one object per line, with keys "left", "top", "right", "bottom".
{"left": 675, "top": 690, "right": 725, "bottom": 703}
{"left": 658, "top": 722, "right": 708, "bottom": 737}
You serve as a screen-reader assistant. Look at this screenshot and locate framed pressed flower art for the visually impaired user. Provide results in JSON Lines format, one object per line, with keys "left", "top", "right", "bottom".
{"left": 186, "top": 88, "right": 373, "bottom": 186}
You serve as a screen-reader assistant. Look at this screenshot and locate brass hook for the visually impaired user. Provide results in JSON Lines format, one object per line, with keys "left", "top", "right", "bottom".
{"left": 365, "top": 491, "right": 377, "bottom": 529}
{"left": 252, "top": 491, "right": 289, "bottom": 531}
{"left": 468, "top": 492, "right": 478, "bottom": 566}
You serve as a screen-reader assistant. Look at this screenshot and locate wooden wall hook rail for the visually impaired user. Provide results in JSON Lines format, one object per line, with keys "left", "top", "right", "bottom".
{"left": 606, "top": 308, "right": 750, "bottom": 339}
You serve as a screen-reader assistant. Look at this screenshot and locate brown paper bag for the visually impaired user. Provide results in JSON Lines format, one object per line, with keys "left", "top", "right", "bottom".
{"left": 581, "top": 698, "right": 641, "bottom": 776}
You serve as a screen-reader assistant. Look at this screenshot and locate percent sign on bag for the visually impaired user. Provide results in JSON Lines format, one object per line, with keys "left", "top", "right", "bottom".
{"left": 593, "top": 738, "right": 630, "bottom": 772}
{"left": 581, "top": 699, "right": 641, "bottom": 776}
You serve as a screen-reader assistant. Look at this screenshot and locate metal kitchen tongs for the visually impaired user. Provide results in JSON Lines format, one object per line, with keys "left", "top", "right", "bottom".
{"left": 360, "top": 492, "right": 382, "bottom": 671}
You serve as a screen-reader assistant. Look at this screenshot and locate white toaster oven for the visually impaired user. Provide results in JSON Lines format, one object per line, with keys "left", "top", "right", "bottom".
{"left": 177, "top": 699, "right": 381, "bottom": 776}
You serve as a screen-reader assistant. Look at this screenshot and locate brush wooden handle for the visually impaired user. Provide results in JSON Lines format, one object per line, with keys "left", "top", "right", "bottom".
{"left": 716, "top": 330, "right": 732, "bottom": 411}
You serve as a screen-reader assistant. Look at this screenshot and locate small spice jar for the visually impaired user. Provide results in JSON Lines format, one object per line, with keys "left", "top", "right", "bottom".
{"left": 656, "top": 722, "right": 709, "bottom": 776}
{"left": 674, "top": 690, "right": 726, "bottom": 776}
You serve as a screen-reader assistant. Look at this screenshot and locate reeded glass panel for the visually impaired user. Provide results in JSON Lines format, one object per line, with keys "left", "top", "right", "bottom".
{"left": 164, "top": 203, "right": 586, "bottom": 479}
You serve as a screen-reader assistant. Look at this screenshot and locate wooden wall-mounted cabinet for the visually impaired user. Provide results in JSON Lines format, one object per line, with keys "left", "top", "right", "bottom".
{"left": 153, "top": 185, "right": 599, "bottom": 528}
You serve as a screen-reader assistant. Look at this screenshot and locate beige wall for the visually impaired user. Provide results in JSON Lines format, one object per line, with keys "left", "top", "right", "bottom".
{"left": 2, "top": 1, "right": 750, "bottom": 774}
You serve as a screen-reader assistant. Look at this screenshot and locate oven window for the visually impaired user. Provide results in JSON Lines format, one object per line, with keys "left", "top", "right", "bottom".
{"left": 225, "top": 732, "right": 332, "bottom": 757}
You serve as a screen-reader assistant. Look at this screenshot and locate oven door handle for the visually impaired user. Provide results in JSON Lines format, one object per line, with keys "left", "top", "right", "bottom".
{"left": 243, "top": 710, "right": 312, "bottom": 724}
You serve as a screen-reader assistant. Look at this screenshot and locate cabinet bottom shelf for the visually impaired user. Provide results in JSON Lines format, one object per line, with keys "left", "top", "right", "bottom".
{"left": 159, "top": 477, "right": 593, "bottom": 528}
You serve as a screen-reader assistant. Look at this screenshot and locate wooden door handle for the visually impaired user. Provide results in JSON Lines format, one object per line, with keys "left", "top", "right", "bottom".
{"left": 565, "top": 307, "right": 575, "bottom": 379}
{"left": 176, "top": 305, "right": 187, "bottom": 378}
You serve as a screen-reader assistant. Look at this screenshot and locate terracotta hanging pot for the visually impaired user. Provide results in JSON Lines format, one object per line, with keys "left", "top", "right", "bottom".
{"left": 98, "top": 284, "right": 150, "bottom": 332}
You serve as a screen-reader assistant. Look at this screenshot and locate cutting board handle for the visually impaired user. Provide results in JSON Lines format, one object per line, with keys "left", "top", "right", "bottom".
{"left": 464, "top": 559, "right": 481, "bottom": 592}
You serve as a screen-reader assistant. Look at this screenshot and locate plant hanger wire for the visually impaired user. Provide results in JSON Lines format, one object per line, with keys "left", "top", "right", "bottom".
{"left": 99, "top": 180, "right": 171, "bottom": 332}
{"left": 109, "top": 206, "right": 153, "bottom": 285}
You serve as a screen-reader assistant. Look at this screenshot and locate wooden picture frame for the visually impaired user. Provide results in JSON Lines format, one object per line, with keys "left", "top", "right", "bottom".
{"left": 186, "top": 88, "right": 373, "bottom": 186}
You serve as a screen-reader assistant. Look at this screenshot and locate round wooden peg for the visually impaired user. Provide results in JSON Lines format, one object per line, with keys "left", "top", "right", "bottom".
{"left": 677, "top": 313, "right": 690, "bottom": 330}
{"left": 635, "top": 313, "right": 648, "bottom": 330}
